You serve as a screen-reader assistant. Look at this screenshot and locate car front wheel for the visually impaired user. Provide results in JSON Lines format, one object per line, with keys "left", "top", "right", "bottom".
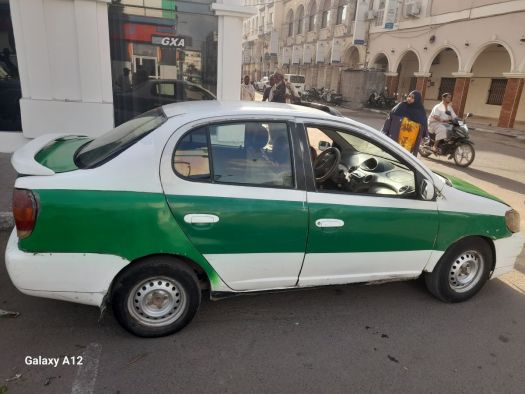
{"left": 112, "top": 257, "right": 201, "bottom": 337}
{"left": 425, "top": 238, "right": 492, "bottom": 302}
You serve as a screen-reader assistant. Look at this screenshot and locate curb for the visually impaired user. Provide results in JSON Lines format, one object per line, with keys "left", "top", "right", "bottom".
{"left": 1, "top": 212, "right": 13, "bottom": 231}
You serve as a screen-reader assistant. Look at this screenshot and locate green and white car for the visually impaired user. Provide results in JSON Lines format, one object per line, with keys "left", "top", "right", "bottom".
{"left": 6, "top": 101, "right": 523, "bottom": 337}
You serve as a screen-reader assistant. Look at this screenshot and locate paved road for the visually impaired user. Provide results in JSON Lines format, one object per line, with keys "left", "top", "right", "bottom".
{"left": 1, "top": 230, "right": 525, "bottom": 393}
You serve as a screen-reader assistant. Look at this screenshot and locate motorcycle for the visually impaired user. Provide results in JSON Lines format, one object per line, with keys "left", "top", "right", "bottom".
{"left": 322, "top": 89, "right": 343, "bottom": 106}
{"left": 367, "top": 90, "right": 396, "bottom": 109}
{"left": 419, "top": 112, "right": 475, "bottom": 167}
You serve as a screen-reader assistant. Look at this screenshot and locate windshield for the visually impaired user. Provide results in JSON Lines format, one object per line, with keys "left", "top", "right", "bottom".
{"left": 289, "top": 75, "right": 305, "bottom": 83}
{"left": 75, "top": 108, "right": 167, "bottom": 168}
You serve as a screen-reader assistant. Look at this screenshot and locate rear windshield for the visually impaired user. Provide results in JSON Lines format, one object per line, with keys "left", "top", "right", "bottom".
{"left": 289, "top": 75, "right": 305, "bottom": 84}
{"left": 75, "top": 108, "right": 167, "bottom": 168}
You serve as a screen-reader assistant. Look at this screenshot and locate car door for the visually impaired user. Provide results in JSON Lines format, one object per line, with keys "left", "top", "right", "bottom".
{"left": 160, "top": 118, "right": 308, "bottom": 291}
{"left": 298, "top": 121, "right": 440, "bottom": 287}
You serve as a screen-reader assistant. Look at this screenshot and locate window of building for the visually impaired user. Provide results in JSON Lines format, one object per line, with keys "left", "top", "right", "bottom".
{"left": 296, "top": 6, "right": 304, "bottom": 34}
{"left": 336, "top": 1, "right": 346, "bottom": 25}
{"left": 287, "top": 10, "right": 294, "bottom": 37}
{"left": 321, "top": 0, "right": 330, "bottom": 28}
{"left": 308, "top": 2, "right": 317, "bottom": 32}
{"left": 437, "top": 78, "right": 456, "bottom": 100}
{"left": 487, "top": 79, "right": 507, "bottom": 105}
{"left": 375, "top": 0, "right": 386, "bottom": 27}
{"left": 108, "top": 1, "right": 218, "bottom": 126}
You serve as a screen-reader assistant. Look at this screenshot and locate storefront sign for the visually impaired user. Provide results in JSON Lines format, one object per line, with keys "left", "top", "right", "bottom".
{"left": 152, "top": 36, "right": 187, "bottom": 47}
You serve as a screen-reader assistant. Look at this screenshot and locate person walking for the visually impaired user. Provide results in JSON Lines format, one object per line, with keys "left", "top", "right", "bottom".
{"left": 262, "top": 75, "right": 275, "bottom": 102}
{"left": 428, "top": 92, "right": 457, "bottom": 152}
{"left": 241, "top": 75, "right": 255, "bottom": 101}
{"left": 270, "top": 72, "right": 286, "bottom": 103}
{"left": 381, "top": 90, "right": 428, "bottom": 156}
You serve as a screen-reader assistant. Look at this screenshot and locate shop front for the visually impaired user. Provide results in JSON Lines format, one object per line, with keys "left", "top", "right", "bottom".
{"left": 0, "top": 0, "right": 253, "bottom": 152}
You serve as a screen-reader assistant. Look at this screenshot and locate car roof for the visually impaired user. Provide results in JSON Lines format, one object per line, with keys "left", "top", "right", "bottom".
{"left": 161, "top": 100, "right": 336, "bottom": 119}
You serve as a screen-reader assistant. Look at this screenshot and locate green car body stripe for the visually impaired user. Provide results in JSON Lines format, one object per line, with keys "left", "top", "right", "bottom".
{"left": 19, "top": 190, "right": 221, "bottom": 285}
{"left": 435, "top": 210, "right": 510, "bottom": 249}
{"left": 166, "top": 195, "right": 308, "bottom": 254}
{"left": 435, "top": 172, "right": 507, "bottom": 205}
{"left": 34, "top": 138, "right": 91, "bottom": 173}
{"left": 19, "top": 191, "right": 511, "bottom": 287}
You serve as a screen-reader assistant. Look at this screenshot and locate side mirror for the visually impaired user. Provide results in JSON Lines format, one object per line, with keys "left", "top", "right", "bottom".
{"left": 421, "top": 179, "right": 435, "bottom": 201}
{"left": 318, "top": 141, "right": 331, "bottom": 151}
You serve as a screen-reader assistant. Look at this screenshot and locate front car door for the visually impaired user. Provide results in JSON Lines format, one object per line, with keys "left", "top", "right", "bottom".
{"left": 297, "top": 120, "right": 440, "bottom": 286}
{"left": 160, "top": 117, "right": 308, "bottom": 291}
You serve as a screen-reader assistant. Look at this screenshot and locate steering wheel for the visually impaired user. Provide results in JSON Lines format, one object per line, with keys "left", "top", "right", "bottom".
{"left": 313, "top": 147, "right": 341, "bottom": 182}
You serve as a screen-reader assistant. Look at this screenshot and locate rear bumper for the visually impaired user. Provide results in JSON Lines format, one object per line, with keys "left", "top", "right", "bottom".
{"left": 5, "top": 229, "right": 129, "bottom": 307}
{"left": 492, "top": 232, "right": 524, "bottom": 278}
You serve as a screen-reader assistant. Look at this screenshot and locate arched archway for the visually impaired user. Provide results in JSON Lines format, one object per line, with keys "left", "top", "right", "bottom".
{"left": 343, "top": 46, "right": 361, "bottom": 69}
{"left": 426, "top": 47, "right": 460, "bottom": 109}
{"left": 296, "top": 5, "right": 305, "bottom": 35}
{"left": 396, "top": 50, "right": 420, "bottom": 97}
{"left": 464, "top": 43, "right": 515, "bottom": 126}
{"left": 369, "top": 52, "right": 389, "bottom": 71}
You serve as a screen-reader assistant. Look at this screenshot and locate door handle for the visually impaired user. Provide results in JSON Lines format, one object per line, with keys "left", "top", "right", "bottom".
{"left": 184, "top": 214, "right": 220, "bottom": 224}
{"left": 315, "top": 219, "right": 344, "bottom": 228}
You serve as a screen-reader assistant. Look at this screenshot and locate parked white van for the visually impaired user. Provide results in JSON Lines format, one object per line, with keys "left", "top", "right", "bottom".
{"left": 284, "top": 74, "right": 306, "bottom": 94}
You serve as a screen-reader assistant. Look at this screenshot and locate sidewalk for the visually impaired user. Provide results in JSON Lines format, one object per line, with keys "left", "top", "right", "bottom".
{"left": 1, "top": 108, "right": 524, "bottom": 230}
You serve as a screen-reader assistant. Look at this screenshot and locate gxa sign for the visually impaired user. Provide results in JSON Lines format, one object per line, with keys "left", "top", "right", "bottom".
{"left": 151, "top": 36, "right": 187, "bottom": 47}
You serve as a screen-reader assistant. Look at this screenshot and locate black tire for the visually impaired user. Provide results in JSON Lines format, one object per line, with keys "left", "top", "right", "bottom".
{"left": 112, "top": 257, "right": 201, "bottom": 337}
{"left": 418, "top": 146, "right": 432, "bottom": 158}
{"left": 425, "top": 238, "right": 492, "bottom": 303}
{"left": 453, "top": 143, "right": 475, "bottom": 167}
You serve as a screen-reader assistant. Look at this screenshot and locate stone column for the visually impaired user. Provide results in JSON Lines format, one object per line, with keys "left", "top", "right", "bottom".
{"left": 498, "top": 73, "right": 525, "bottom": 128}
{"left": 384, "top": 72, "right": 399, "bottom": 97}
{"left": 9, "top": 0, "right": 114, "bottom": 138}
{"left": 414, "top": 72, "right": 431, "bottom": 100}
{"left": 212, "top": 1, "right": 256, "bottom": 100}
{"left": 451, "top": 72, "right": 473, "bottom": 118}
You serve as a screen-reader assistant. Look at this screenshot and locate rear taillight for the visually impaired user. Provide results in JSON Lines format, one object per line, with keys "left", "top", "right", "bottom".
{"left": 13, "top": 189, "right": 38, "bottom": 239}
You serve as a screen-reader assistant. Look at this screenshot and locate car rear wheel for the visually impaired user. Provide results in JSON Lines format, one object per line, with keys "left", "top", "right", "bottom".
{"left": 425, "top": 238, "right": 492, "bottom": 302}
{"left": 112, "top": 257, "right": 201, "bottom": 337}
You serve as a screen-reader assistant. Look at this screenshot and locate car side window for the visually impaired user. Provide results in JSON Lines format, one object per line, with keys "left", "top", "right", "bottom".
{"left": 172, "top": 122, "right": 294, "bottom": 188}
{"left": 306, "top": 125, "right": 417, "bottom": 198}
{"left": 210, "top": 122, "right": 294, "bottom": 187}
{"left": 173, "top": 127, "right": 210, "bottom": 180}
{"left": 185, "top": 85, "right": 210, "bottom": 101}
{"left": 153, "top": 83, "right": 177, "bottom": 98}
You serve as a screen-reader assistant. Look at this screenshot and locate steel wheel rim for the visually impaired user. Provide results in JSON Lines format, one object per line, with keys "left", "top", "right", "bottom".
{"left": 127, "top": 277, "right": 186, "bottom": 327}
{"left": 448, "top": 250, "right": 484, "bottom": 293}
{"left": 454, "top": 144, "right": 474, "bottom": 165}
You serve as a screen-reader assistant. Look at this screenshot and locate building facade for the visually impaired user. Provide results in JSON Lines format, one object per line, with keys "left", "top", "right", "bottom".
{"left": 243, "top": 0, "right": 525, "bottom": 128}
{"left": 0, "top": 0, "right": 255, "bottom": 151}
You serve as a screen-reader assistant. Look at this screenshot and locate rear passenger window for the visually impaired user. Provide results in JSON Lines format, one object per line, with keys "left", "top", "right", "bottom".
{"left": 172, "top": 122, "right": 294, "bottom": 188}
{"left": 173, "top": 127, "right": 210, "bottom": 180}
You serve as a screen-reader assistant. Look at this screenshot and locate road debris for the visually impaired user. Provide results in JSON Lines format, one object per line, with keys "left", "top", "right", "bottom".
{"left": 0, "top": 309, "right": 19, "bottom": 318}
{"left": 5, "top": 374, "right": 22, "bottom": 382}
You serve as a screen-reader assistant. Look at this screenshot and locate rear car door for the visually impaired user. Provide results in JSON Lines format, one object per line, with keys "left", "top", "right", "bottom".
{"left": 160, "top": 118, "right": 308, "bottom": 291}
{"left": 298, "top": 121, "right": 440, "bottom": 286}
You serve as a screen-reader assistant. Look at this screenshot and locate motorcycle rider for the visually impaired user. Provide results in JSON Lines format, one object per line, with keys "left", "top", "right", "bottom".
{"left": 428, "top": 92, "right": 457, "bottom": 153}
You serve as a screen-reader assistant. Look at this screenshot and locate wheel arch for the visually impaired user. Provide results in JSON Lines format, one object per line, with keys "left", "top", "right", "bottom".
{"left": 425, "top": 235, "right": 496, "bottom": 273}
{"left": 106, "top": 253, "right": 211, "bottom": 304}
